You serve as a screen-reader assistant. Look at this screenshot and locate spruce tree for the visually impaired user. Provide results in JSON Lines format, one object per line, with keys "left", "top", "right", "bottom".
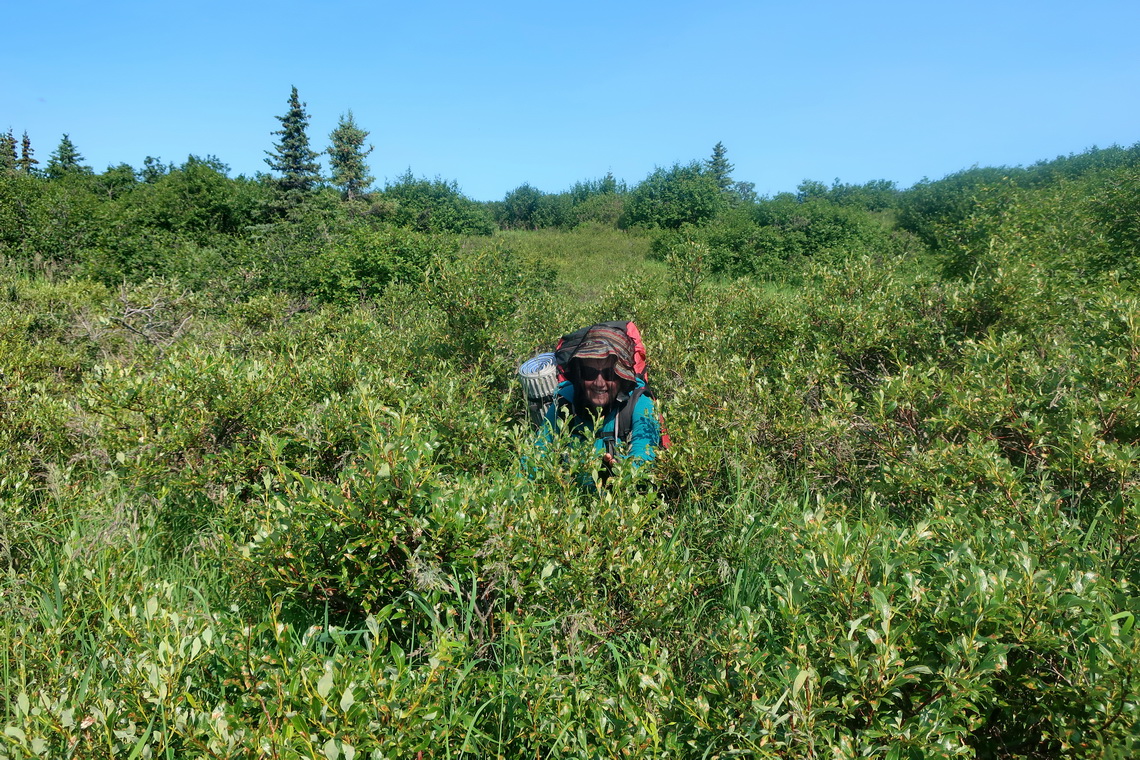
{"left": 0, "top": 129, "right": 16, "bottom": 173}
{"left": 265, "top": 86, "right": 321, "bottom": 196}
{"left": 327, "top": 110, "right": 374, "bottom": 201}
{"left": 706, "top": 141, "right": 734, "bottom": 192}
{"left": 45, "top": 134, "right": 89, "bottom": 179}
{"left": 17, "top": 132, "right": 38, "bottom": 174}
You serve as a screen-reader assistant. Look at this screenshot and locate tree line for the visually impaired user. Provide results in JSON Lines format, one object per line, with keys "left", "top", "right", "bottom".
{"left": 4, "top": 85, "right": 1139, "bottom": 292}
{"left": 3, "top": 88, "right": 745, "bottom": 233}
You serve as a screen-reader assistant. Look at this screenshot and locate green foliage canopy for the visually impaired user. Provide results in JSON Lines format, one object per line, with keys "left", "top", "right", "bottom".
{"left": 620, "top": 161, "right": 726, "bottom": 229}
{"left": 376, "top": 170, "right": 495, "bottom": 235}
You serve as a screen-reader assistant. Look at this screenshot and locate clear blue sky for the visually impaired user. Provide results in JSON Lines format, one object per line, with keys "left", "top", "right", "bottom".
{"left": 5, "top": 1, "right": 1139, "bottom": 201}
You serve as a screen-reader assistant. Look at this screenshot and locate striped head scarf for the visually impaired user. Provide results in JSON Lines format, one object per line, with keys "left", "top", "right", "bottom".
{"left": 571, "top": 324, "right": 636, "bottom": 383}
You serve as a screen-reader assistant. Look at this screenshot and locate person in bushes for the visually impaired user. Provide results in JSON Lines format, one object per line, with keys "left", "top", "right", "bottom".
{"left": 533, "top": 325, "right": 661, "bottom": 488}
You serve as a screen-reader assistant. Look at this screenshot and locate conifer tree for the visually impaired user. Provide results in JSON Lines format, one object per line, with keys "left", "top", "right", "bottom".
{"left": 265, "top": 86, "right": 321, "bottom": 195}
{"left": 45, "top": 134, "right": 89, "bottom": 179}
{"left": 0, "top": 129, "right": 16, "bottom": 173}
{"left": 17, "top": 132, "right": 38, "bottom": 174}
{"left": 706, "top": 141, "right": 734, "bottom": 192}
{"left": 327, "top": 110, "right": 374, "bottom": 201}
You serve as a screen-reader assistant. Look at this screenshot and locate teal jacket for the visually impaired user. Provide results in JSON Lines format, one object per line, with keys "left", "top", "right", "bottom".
{"left": 535, "top": 379, "right": 661, "bottom": 474}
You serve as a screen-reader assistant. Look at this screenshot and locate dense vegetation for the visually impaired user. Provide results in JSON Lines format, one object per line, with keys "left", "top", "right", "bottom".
{"left": 1, "top": 115, "right": 1138, "bottom": 758}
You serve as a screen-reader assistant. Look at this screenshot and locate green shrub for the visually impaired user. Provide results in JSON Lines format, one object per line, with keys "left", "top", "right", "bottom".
{"left": 650, "top": 197, "right": 901, "bottom": 281}
{"left": 572, "top": 191, "right": 625, "bottom": 228}
{"left": 422, "top": 241, "right": 553, "bottom": 361}
{"left": 241, "top": 404, "right": 467, "bottom": 620}
{"left": 311, "top": 224, "right": 456, "bottom": 305}
{"left": 495, "top": 183, "right": 573, "bottom": 230}
{"left": 117, "top": 156, "right": 266, "bottom": 241}
{"left": 0, "top": 172, "right": 105, "bottom": 271}
{"left": 620, "top": 162, "right": 726, "bottom": 230}
{"left": 898, "top": 166, "right": 1021, "bottom": 252}
{"left": 376, "top": 171, "right": 495, "bottom": 235}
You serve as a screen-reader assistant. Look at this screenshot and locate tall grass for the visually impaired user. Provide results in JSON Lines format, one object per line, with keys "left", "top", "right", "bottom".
{"left": 498, "top": 226, "right": 663, "bottom": 301}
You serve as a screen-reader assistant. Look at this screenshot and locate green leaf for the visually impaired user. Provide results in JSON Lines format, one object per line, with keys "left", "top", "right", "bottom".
{"left": 792, "top": 669, "right": 810, "bottom": 697}
{"left": 871, "top": 588, "right": 890, "bottom": 619}
{"left": 1110, "top": 610, "right": 1135, "bottom": 635}
{"left": 317, "top": 667, "right": 334, "bottom": 700}
{"left": 339, "top": 685, "right": 356, "bottom": 712}
{"left": 125, "top": 711, "right": 158, "bottom": 760}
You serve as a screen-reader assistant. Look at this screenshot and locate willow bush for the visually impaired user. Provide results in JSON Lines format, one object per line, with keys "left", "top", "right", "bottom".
{"left": 2, "top": 203, "right": 1138, "bottom": 758}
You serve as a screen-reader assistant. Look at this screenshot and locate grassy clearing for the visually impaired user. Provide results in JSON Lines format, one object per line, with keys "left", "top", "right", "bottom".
{"left": 498, "top": 226, "right": 664, "bottom": 301}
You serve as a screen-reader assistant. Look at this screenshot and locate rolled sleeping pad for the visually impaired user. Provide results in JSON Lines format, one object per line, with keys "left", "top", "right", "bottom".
{"left": 519, "top": 352, "right": 559, "bottom": 427}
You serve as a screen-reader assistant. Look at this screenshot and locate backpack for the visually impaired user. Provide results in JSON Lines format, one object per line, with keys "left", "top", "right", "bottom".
{"left": 552, "top": 321, "right": 672, "bottom": 449}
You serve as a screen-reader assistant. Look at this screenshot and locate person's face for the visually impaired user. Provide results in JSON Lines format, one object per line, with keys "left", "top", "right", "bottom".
{"left": 579, "top": 357, "right": 620, "bottom": 408}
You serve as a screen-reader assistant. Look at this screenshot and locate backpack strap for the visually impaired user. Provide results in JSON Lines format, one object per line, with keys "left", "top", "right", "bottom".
{"left": 560, "top": 383, "right": 667, "bottom": 450}
{"left": 616, "top": 386, "right": 648, "bottom": 443}
{"left": 617, "top": 385, "right": 671, "bottom": 449}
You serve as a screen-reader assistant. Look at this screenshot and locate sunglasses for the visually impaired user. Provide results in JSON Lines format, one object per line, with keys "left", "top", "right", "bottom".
{"left": 578, "top": 365, "right": 618, "bottom": 382}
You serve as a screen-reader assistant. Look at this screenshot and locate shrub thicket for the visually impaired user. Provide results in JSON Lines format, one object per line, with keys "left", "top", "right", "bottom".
{"left": 619, "top": 161, "right": 727, "bottom": 230}
{"left": 372, "top": 170, "right": 495, "bottom": 236}
{"left": 1, "top": 145, "right": 1138, "bottom": 758}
